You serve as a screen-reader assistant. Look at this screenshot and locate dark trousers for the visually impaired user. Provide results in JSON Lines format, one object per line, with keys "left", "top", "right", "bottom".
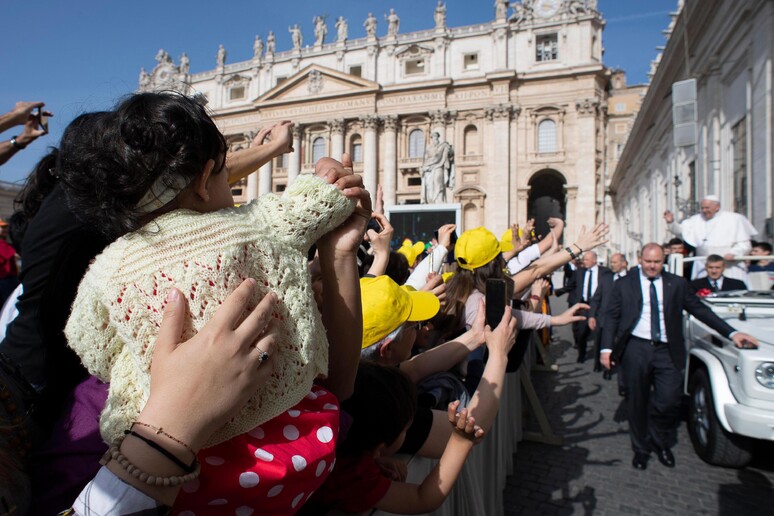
{"left": 621, "top": 336, "right": 683, "bottom": 454}
{"left": 572, "top": 319, "right": 594, "bottom": 360}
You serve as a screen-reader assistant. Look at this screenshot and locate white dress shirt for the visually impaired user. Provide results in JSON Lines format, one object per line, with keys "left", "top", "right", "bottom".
{"left": 613, "top": 270, "right": 627, "bottom": 281}
{"left": 582, "top": 265, "right": 599, "bottom": 302}
{"left": 630, "top": 271, "right": 668, "bottom": 342}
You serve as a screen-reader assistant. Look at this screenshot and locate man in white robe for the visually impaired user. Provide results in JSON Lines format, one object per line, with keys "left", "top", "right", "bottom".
{"left": 664, "top": 195, "right": 757, "bottom": 281}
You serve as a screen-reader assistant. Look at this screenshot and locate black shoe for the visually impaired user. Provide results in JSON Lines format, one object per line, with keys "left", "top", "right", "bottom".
{"left": 603, "top": 370, "right": 612, "bottom": 380}
{"left": 577, "top": 354, "right": 586, "bottom": 363}
{"left": 632, "top": 453, "right": 649, "bottom": 470}
{"left": 593, "top": 365, "right": 602, "bottom": 372}
{"left": 654, "top": 447, "right": 675, "bottom": 468}
{"left": 618, "top": 387, "right": 628, "bottom": 397}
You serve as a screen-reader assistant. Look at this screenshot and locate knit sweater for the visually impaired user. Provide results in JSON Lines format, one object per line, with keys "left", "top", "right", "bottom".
{"left": 65, "top": 175, "right": 355, "bottom": 446}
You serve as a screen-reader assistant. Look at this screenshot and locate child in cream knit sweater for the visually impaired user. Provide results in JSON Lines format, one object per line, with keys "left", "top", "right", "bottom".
{"left": 61, "top": 93, "right": 369, "bottom": 513}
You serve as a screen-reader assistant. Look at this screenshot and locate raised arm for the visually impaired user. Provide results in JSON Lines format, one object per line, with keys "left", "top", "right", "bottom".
{"left": 316, "top": 153, "right": 371, "bottom": 401}
{"left": 374, "top": 308, "right": 517, "bottom": 514}
{"left": 226, "top": 121, "right": 293, "bottom": 184}
{"left": 511, "top": 223, "right": 608, "bottom": 293}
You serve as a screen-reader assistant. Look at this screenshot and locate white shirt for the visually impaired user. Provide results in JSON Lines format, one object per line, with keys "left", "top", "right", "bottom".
{"left": 630, "top": 271, "right": 668, "bottom": 342}
{"left": 582, "top": 265, "right": 599, "bottom": 302}
{"left": 613, "top": 270, "right": 627, "bottom": 281}
{"left": 405, "top": 244, "right": 448, "bottom": 290}
{"left": 708, "top": 276, "right": 724, "bottom": 290}
{"left": 506, "top": 243, "right": 541, "bottom": 274}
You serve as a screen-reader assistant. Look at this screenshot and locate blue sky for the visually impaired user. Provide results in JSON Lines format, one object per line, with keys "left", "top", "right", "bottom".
{"left": 0, "top": 0, "right": 677, "bottom": 183}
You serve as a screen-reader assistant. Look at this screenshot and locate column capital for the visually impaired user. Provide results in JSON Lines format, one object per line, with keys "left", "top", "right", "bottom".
{"left": 430, "top": 109, "right": 455, "bottom": 126}
{"left": 382, "top": 115, "right": 398, "bottom": 132}
{"left": 484, "top": 103, "right": 519, "bottom": 121}
{"left": 359, "top": 114, "right": 380, "bottom": 130}
{"left": 328, "top": 119, "right": 345, "bottom": 135}
{"left": 575, "top": 98, "right": 600, "bottom": 116}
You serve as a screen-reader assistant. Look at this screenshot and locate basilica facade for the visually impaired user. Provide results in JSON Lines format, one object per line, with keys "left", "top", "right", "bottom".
{"left": 139, "top": 0, "right": 626, "bottom": 242}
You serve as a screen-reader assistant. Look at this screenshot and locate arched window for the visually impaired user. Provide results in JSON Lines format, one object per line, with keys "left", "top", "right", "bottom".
{"left": 312, "top": 137, "right": 326, "bottom": 163}
{"left": 408, "top": 129, "right": 425, "bottom": 158}
{"left": 537, "top": 119, "right": 557, "bottom": 153}
{"left": 463, "top": 125, "right": 478, "bottom": 155}
{"left": 350, "top": 134, "right": 363, "bottom": 163}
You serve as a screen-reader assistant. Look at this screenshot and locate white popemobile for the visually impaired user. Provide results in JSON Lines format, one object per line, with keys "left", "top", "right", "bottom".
{"left": 670, "top": 254, "right": 774, "bottom": 468}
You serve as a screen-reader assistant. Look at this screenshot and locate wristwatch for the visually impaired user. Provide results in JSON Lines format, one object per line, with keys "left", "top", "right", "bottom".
{"left": 10, "top": 136, "right": 26, "bottom": 150}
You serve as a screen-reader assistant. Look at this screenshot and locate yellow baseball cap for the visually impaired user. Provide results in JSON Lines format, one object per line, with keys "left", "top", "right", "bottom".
{"left": 396, "top": 240, "right": 425, "bottom": 268}
{"left": 455, "top": 227, "right": 501, "bottom": 271}
{"left": 441, "top": 272, "right": 455, "bottom": 283}
{"left": 500, "top": 227, "right": 523, "bottom": 252}
{"left": 360, "top": 276, "right": 440, "bottom": 347}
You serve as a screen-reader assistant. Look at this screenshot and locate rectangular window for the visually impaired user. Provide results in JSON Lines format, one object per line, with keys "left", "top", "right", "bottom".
{"left": 352, "top": 142, "right": 363, "bottom": 163}
{"left": 231, "top": 188, "right": 243, "bottom": 196}
{"left": 405, "top": 59, "right": 425, "bottom": 75}
{"left": 732, "top": 119, "right": 747, "bottom": 215}
{"left": 229, "top": 86, "right": 245, "bottom": 100}
{"left": 407, "top": 177, "right": 422, "bottom": 186}
{"left": 275, "top": 76, "right": 287, "bottom": 87}
{"left": 536, "top": 34, "right": 558, "bottom": 62}
{"left": 463, "top": 53, "right": 479, "bottom": 70}
{"left": 615, "top": 102, "right": 626, "bottom": 113}
{"left": 275, "top": 183, "right": 286, "bottom": 193}
{"left": 349, "top": 65, "right": 362, "bottom": 77}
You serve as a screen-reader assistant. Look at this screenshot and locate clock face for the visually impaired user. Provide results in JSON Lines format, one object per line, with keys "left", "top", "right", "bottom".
{"left": 534, "top": 0, "right": 561, "bottom": 18}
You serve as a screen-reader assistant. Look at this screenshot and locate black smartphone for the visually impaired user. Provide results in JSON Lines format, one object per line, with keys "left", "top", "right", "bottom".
{"left": 485, "top": 278, "right": 508, "bottom": 328}
{"left": 35, "top": 107, "right": 49, "bottom": 134}
{"left": 366, "top": 217, "right": 382, "bottom": 234}
{"left": 435, "top": 229, "right": 458, "bottom": 264}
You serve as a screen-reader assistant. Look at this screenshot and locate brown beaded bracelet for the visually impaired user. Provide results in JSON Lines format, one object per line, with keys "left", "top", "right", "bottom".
{"left": 100, "top": 435, "right": 201, "bottom": 487}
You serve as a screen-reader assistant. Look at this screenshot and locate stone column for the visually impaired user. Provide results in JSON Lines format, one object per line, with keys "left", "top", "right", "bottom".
{"left": 258, "top": 161, "right": 272, "bottom": 196}
{"left": 329, "top": 119, "right": 345, "bottom": 161}
{"left": 288, "top": 125, "right": 302, "bottom": 184}
{"left": 564, "top": 185, "right": 578, "bottom": 245}
{"left": 382, "top": 115, "right": 398, "bottom": 207}
{"left": 483, "top": 104, "right": 514, "bottom": 233}
{"left": 361, "top": 115, "right": 380, "bottom": 206}
{"left": 247, "top": 172, "right": 260, "bottom": 200}
{"left": 574, "top": 98, "right": 601, "bottom": 237}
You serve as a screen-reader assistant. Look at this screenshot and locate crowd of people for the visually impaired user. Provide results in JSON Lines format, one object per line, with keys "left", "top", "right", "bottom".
{"left": 0, "top": 93, "right": 765, "bottom": 514}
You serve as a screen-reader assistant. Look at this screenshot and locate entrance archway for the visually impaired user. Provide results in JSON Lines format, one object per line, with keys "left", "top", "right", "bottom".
{"left": 528, "top": 169, "right": 566, "bottom": 240}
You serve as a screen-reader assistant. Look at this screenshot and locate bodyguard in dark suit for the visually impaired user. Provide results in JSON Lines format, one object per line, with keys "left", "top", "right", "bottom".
{"left": 588, "top": 264, "right": 614, "bottom": 372}
{"left": 600, "top": 243, "right": 758, "bottom": 470}
{"left": 566, "top": 251, "right": 611, "bottom": 362}
{"left": 690, "top": 254, "right": 748, "bottom": 292}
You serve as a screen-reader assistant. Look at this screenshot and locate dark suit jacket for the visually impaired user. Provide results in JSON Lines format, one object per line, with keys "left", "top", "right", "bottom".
{"left": 690, "top": 276, "right": 747, "bottom": 293}
{"left": 589, "top": 267, "right": 615, "bottom": 326}
{"left": 566, "top": 266, "right": 611, "bottom": 307}
{"left": 601, "top": 270, "right": 736, "bottom": 369}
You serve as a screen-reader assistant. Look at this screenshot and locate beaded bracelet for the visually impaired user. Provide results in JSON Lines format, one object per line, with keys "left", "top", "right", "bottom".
{"left": 132, "top": 421, "right": 196, "bottom": 458}
{"left": 100, "top": 435, "right": 201, "bottom": 487}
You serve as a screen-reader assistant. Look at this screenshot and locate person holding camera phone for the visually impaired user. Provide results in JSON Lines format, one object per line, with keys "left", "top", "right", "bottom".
{"left": 0, "top": 101, "right": 52, "bottom": 166}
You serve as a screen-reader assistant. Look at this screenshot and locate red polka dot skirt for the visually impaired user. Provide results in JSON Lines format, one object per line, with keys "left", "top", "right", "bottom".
{"left": 174, "top": 388, "right": 340, "bottom": 515}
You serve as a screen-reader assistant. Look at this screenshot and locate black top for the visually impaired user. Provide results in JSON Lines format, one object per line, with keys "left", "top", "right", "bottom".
{"left": 1, "top": 184, "right": 107, "bottom": 427}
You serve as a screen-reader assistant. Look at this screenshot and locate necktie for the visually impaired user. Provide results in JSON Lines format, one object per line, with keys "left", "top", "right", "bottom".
{"left": 649, "top": 278, "right": 661, "bottom": 343}
{"left": 711, "top": 280, "right": 718, "bottom": 292}
{"left": 585, "top": 269, "right": 594, "bottom": 301}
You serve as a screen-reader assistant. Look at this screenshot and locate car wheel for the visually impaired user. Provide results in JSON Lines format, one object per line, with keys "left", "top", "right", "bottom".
{"left": 687, "top": 368, "right": 753, "bottom": 468}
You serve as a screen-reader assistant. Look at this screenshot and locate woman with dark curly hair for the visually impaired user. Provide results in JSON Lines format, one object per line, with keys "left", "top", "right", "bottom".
{"left": 59, "top": 92, "right": 371, "bottom": 513}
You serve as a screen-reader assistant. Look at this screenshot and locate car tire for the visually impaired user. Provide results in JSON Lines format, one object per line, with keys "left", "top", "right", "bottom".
{"left": 687, "top": 368, "right": 753, "bottom": 468}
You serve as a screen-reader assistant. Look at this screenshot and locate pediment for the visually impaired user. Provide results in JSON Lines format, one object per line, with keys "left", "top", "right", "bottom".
{"left": 394, "top": 44, "right": 434, "bottom": 61}
{"left": 258, "top": 64, "right": 379, "bottom": 104}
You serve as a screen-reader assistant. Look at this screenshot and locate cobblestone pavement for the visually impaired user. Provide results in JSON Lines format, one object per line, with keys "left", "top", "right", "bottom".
{"left": 502, "top": 309, "right": 774, "bottom": 516}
